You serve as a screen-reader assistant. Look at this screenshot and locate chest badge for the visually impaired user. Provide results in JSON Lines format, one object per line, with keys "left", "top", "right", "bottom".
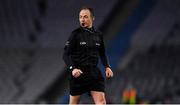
{"left": 95, "top": 43, "right": 100, "bottom": 46}
{"left": 80, "top": 42, "right": 86, "bottom": 45}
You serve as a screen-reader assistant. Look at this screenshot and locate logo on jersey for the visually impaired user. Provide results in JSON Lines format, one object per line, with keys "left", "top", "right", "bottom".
{"left": 95, "top": 43, "right": 100, "bottom": 46}
{"left": 80, "top": 42, "right": 86, "bottom": 45}
{"left": 65, "top": 41, "right": 69, "bottom": 46}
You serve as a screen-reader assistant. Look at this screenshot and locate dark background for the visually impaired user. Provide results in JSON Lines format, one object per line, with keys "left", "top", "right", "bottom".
{"left": 0, "top": 0, "right": 180, "bottom": 104}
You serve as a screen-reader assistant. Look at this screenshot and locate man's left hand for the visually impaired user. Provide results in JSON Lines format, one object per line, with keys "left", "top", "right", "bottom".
{"left": 105, "top": 67, "right": 113, "bottom": 78}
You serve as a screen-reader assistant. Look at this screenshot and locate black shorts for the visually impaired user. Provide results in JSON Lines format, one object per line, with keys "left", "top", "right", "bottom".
{"left": 69, "top": 66, "right": 105, "bottom": 96}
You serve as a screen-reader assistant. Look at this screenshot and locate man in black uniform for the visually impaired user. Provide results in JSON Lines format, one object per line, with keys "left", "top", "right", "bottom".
{"left": 63, "top": 6, "right": 113, "bottom": 104}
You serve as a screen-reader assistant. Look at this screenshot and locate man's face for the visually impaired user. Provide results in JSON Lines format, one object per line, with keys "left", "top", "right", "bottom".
{"left": 79, "top": 9, "right": 94, "bottom": 28}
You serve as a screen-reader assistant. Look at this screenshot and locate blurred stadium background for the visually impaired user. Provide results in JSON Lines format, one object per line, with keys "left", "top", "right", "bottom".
{"left": 0, "top": 0, "right": 180, "bottom": 104}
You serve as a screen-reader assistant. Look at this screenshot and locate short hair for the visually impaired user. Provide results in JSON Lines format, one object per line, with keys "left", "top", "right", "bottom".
{"left": 80, "top": 6, "right": 95, "bottom": 18}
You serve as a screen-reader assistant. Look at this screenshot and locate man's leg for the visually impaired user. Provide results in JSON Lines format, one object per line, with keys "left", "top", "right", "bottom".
{"left": 91, "top": 91, "right": 106, "bottom": 104}
{"left": 69, "top": 95, "right": 81, "bottom": 105}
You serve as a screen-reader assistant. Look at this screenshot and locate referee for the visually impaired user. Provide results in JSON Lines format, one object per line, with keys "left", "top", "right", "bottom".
{"left": 63, "top": 6, "right": 113, "bottom": 104}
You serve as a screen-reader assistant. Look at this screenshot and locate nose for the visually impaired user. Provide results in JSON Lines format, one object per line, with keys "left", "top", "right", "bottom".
{"left": 81, "top": 18, "right": 85, "bottom": 22}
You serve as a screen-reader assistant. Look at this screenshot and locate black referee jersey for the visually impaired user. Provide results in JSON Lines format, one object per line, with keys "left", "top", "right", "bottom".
{"left": 63, "top": 26, "right": 110, "bottom": 70}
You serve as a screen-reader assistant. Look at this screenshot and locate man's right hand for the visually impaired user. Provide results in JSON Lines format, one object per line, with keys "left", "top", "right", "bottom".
{"left": 72, "top": 69, "right": 83, "bottom": 78}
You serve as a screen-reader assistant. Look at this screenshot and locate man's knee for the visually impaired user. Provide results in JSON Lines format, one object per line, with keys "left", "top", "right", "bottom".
{"left": 69, "top": 95, "right": 80, "bottom": 104}
{"left": 91, "top": 91, "right": 106, "bottom": 104}
{"left": 96, "top": 96, "right": 106, "bottom": 104}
